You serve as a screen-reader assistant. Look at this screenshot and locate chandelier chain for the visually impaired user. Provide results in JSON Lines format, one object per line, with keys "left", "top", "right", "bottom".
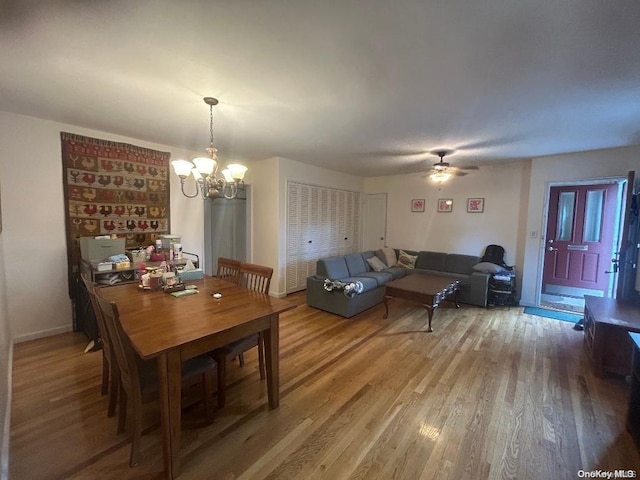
{"left": 209, "top": 104, "right": 214, "bottom": 149}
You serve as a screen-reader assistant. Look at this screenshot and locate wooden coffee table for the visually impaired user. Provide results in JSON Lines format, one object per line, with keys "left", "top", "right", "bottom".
{"left": 383, "top": 274, "right": 460, "bottom": 332}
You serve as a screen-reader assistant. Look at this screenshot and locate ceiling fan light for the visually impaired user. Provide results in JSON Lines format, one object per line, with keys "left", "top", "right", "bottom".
{"left": 171, "top": 159, "right": 195, "bottom": 178}
{"left": 430, "top": 172, "right": 452, "bottom": 183}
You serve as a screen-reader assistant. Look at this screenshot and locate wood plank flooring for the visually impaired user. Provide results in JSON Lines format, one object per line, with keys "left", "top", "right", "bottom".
{"left": 10, "top": 293, "right": 640, "bottom": 479}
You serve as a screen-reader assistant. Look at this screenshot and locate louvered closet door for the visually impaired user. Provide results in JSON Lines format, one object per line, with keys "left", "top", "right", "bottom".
{"left": 344, "top": 191, "right": 361, "bottom": 254}
{"left": 286, "top": 181, "right": 361, "bottom": 293}
{"left": 286, "top": 183, "right": 301, "bottom": 293}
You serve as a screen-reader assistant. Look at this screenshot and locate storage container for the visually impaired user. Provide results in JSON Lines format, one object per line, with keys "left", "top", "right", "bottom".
{"left": 159, "top": 234, "right": 181, "bottom": 249}
{"left": 80, "top": 237, "right": 126, "bottom": 262}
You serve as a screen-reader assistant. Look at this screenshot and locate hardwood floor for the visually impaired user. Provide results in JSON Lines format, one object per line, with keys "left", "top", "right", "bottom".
{"left": 10, "top": 292, "right": 640, "bottom": 479}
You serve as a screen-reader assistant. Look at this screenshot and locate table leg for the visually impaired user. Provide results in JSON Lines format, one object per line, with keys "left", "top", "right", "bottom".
{"left": 383, "top": 295, "right": 390, "bottom": 319}
{"left": 423, "top": 304, "right": 434, "bottom": 332}
{"left": 158, "top": 350, "right": 182, "bottom": 479}
{"left": 263, "top": 314, "right": 280, "bottom": 409}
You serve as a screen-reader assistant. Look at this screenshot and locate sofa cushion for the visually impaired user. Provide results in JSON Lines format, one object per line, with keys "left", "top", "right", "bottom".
{"left": 366, "top": 256, "right": 387, "bottom": 272}
{"left": 376, "top": 247, "right": 397, "bottom": 267}
{"left": 397, "top": 250, "right": 418, "bottom": 269}
{"left": 473, "top": 261, "right": 507, "bottom": 274}
{"left": 415, "top": 251, "right": 447, "bottom": 271}
{"left": 358, "top": 271, "right": 394, "bottom": 286}
{"left": 383, "top": 266, "right": 408, "bottom": 279}
{"left": 444, "top": 254, "right": 481, "bottom": 275}
{"left": 345, "top": 253, "right": 368, "bottom": 276}
{"left": 317, "top": 256, "right": 350, "bottom": 279}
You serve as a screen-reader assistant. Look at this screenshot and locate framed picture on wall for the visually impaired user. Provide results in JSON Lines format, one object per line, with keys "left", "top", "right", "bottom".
{"left": 411, "top": 199, "right": 425, "bottom": 212}
{"left": 467, "top": 197, "right": 484, "bottom": 213}
{"left": 437, "top": 198, "right": 453, "bottom": 212}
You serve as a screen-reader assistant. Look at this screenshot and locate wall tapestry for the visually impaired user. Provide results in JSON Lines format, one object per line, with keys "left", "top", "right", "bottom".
{"left": 61, "top": 132, "right": 171, "bottom": 294}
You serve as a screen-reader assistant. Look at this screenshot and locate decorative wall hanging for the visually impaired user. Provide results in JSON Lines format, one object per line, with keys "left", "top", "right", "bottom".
{"left": 467, "top": 197, "right": 484, "bottom": 213}
{"left": 61, "top": 132, "right": 171, "bottom": 294}
{"left": 438, "top": 198, "right": 453, "bottom": 212}
{"left": 411, "top": 199, "right": 425, "bottom": 212}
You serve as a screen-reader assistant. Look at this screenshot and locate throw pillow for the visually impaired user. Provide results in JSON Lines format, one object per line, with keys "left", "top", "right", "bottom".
{"left": 376, "top": 247, "right": 397, "bottom": 267}
{"left": 472, "top": 262, "right": 507, "bottom": 274}
{"left": 397, "top": 250, "right": 417, "bottom": 269}
{"left": 366, "top": 256, "right": 387, "bottom": 272}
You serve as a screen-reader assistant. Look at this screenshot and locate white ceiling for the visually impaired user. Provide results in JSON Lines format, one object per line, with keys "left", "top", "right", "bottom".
{"left": 1, "top": 0, "right": 640, "bottom": 176}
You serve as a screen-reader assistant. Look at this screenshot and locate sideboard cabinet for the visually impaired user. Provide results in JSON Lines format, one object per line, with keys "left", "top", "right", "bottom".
{"left": 583, "top": 295, "right": 640, "bottom": 377}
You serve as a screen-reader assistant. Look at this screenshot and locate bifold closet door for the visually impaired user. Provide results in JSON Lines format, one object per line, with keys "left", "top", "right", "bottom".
{"left": 286, "top": 182, "right": 361, "bottom": 293}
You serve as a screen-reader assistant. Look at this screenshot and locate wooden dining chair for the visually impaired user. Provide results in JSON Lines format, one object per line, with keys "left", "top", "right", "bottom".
{"left": 211, "top": 261, "right": 273, "bottom": 408}
{"left": 81, "top": 273, "right": 119, "bottom": 417}
{"left": 94, "top": 290, "right": 216, "bottom": 467}
{"left": 216, "top": 257, "right": 241, "bottom": 284}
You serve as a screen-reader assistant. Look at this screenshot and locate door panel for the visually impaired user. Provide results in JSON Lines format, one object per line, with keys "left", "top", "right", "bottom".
{"left": 362, "top": 193, "right": 387, "bottom": 251}
{"left": 543, "top": 183, "right": 619, "bottom": 294}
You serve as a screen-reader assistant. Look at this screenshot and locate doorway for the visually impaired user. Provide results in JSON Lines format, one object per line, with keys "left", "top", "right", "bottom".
{"left": 203, "top": 186, "right": 251, "bottom": 275}
{"left": 362, "top": 193, "right": 388, "bottom": 251}
{"left": 540, "top": 180, "right": 625, "bottom": 312}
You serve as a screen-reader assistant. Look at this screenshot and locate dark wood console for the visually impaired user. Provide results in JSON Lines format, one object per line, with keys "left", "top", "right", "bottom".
{"left": 627, "top": 332, "right": 640, "bottom": 450}
{"left": 583, "top": 295, "right": 640, "bottom": 377}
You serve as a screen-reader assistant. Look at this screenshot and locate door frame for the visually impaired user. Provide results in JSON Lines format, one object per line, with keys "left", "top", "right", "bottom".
{"left": 362, "top": 193, "right": 388, "bottom": 252}
{"left": 203, "top": 185, "right": 252, "bottom": 276}
{"left": 536, "top": 176, "right": 627, "bottom": 306}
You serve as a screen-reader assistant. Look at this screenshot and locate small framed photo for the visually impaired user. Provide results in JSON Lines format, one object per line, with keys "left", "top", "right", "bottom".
{"left": 411, "top": 198, "right": 425, "bottom": 212}
{"left": 437, "top": 198, "right": 453, "bottom": 212}
{"left": 467, "top": 197, "right": 484, "bottom": 213}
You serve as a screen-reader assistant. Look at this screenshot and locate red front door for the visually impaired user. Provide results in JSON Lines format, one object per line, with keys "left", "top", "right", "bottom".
{"left": 543, "top": 183, "right": 619, "bottom": 295}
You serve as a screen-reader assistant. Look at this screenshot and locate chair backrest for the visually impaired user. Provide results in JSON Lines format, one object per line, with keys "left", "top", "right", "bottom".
{"left": 80, "top": 273, "right": 113, "bottom": 359}
{"left": 93, "top": 290, "right": 143, "bottom": 397}
{"left": 216, "top": 257, "right": 241, "bottom": 285}
{"left": 239, "top": 262, "right": 273, "bottom": 294}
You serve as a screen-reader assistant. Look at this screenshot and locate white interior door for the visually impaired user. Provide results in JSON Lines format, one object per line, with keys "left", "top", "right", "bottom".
{"left": 363, "top": 193, "right": 387, "bottom": 251}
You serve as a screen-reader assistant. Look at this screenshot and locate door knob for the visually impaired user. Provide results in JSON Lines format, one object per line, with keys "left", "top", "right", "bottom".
{"left": 547, "top": 246, "right": 557, "bottom": 252}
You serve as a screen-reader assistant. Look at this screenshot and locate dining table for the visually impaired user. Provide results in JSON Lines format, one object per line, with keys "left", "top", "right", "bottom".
{"left": 100, "top": 276, "right": 297, "bottom": 479}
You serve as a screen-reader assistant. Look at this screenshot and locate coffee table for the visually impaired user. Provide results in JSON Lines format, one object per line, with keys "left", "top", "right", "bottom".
{"left": 383, "top": 274, "right": 460, "bottom": 332}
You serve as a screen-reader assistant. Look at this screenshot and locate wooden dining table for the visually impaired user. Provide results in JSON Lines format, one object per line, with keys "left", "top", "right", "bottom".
{"left": 100, "top": 276, "right": 297, "bottom": 479}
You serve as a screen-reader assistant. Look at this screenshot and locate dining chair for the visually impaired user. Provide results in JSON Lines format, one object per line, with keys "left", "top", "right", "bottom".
{"left": 216, "top": 257, "right": 241, "bottom": 284}
{"left": 94, "top": 290, "right": 216, "bottom": 467}
{"left": 81, "top": 273, "right": 119, "bottom": 417}
{"left": 211, "top": 261, "right": 273, "bottom": 408}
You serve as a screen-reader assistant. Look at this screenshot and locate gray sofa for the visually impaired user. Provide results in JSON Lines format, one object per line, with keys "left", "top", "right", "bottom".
{"left": 306, "top": 249, "right": 490, "bottom": 318}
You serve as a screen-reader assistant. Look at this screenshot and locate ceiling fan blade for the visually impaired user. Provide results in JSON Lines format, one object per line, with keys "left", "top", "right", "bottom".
{"left": 457, "top": 165, "right": 479, "bottom": 170}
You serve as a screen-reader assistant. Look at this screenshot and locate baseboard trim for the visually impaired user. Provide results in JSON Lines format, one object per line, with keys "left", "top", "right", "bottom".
{"left": 12, "top": 325, "right": 73, "bottom": 344}
{"left": 1, "top": 342, "right": 12, "bottom": 480}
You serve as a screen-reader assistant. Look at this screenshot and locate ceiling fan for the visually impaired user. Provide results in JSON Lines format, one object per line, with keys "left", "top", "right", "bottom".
{"left": 428, "top": 150, "right": 478, "bottom": 183}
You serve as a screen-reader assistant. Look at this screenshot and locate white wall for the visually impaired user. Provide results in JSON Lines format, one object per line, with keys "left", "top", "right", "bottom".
{"left": 520, "top": 145, "right": 640, "bottom": 306}
{"left": 0, "top": 111, "right": 204, "bottom": 342}
{"left": 246, "top": 157, "right": 280, "bottom": 292}
{"left": 364, "top": 161, "right": 530, "bottom": 266}
{"left": 0, "top": 231, "right": 11, "bottom": 479}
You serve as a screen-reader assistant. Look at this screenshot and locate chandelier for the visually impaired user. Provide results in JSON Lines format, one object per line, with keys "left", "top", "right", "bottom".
{"left": 171, "top": 97, "right": 247, "bottom": 200}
